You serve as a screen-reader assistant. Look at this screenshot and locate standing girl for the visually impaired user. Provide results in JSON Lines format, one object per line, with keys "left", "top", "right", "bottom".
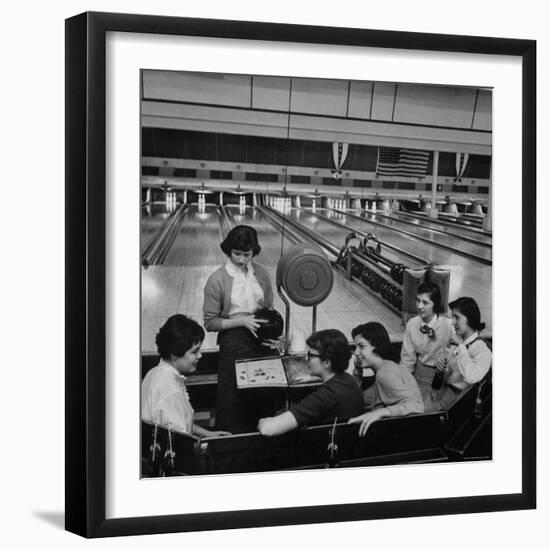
{"left": 203, "top": 225, "right": 275, "bottom": 433}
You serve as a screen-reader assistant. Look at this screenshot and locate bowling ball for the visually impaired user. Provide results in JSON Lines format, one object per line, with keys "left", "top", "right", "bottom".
{"left": 254, "top": 308, "right": 284, "bottom": 342}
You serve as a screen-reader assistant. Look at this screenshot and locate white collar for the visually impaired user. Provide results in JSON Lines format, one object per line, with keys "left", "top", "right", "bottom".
{"left": 462, "top": 331, "right": 480, "bottom": 347}
{"left": 225, "top": 259, "right": 254, "bottom": 278}
{"left": 421, "top": 314, "right": 438, "bottom": 328}
{"left": 158, "top": 359, "right": 186, "bottom": 381}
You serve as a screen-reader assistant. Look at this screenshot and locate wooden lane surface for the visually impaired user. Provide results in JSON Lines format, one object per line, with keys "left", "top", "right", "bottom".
{"left": 162, "top": 206, "right": 223, "bottom": 266}
{"left": 288, "top": 207, "right": 492, "bottom": 333}
{"left": 389, "top": 211, "right": 493, "bottom": 245}
{"left": 358, "top": 211, "right": 492, "bottom": 258}
{"left": 142, "top": 204, "right": 225, "bottom": 351}
{"left": 140, "top": 204, "right": 171, "bottom": 254}
{"left": 142, "top": 265, "right": 222, "bottom": 351}
{"left": 141, "top": 204, "right": 406, "bottom": 352}
{"left": 286, "top": 208, "right": 421, "bottom": 266}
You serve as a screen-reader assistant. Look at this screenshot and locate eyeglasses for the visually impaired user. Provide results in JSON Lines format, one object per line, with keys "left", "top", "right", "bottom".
{"left": 306, "top": 351, "right": 321, "bottom": 361}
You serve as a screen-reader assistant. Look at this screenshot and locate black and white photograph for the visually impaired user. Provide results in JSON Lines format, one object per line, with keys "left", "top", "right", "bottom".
{"left": 140, "top": 70, "right": 494, "bottom": 476}
{"left": 3, "top": 0, "right": 545, "bottom": 546}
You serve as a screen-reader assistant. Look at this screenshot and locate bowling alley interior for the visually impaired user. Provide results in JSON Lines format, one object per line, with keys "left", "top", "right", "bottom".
{"left": 140, "top": 70, "right": 493, "bottom": 475}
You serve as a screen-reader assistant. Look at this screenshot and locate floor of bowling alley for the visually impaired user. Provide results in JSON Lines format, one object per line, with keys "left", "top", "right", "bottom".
{"left": 141, "top": 196, "right": 492, "bottom": 353}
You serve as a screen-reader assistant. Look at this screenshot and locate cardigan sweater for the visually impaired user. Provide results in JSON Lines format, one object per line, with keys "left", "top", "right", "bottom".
{"left": 203, "top": 261, "right": 274, "bottom": 332}
{"left": 400, "top": 315, "right": 454, "bottom": 372}
{"left": 371, "top": 361, "right": 425, "bottom": 417}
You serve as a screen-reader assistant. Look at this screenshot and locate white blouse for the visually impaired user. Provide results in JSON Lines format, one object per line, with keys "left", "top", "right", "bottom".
{"left": 141, "top": 360, "right": 194, "bottom": 434}
{"left": 446, "top": 332, "right": 492, "bottom": 390}
{"left": 400, "top": 314, "right": 454, "bottom": 371}
{"left": 225, "top": 259, "right": 264, "bottom": 317}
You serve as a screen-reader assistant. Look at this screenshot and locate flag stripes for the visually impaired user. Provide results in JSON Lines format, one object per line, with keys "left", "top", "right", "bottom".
{"left": 376, "top": 147, "right": 430, "bottom": 178}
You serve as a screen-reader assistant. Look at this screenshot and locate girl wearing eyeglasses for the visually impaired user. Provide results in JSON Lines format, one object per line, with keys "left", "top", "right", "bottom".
{"left": 257, "top": 329, "right": 363, "bottom": 437}
{"left": 399, "top": 282, "right": 454, "bottom": 399}
{"left": 348, "top": 322, "right": 424, "bottom": 437}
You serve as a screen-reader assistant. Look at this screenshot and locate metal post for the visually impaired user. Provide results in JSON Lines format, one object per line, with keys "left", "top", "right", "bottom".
{"left": 483, "top": 179, "right": 492, "bottom": 231}
{"left": 312, "top": 305, "right": 317, "bottom": 333}
{"left": 429, "top": 151, "right": 439, "bottom": 219}
{"left": 278, "top": 286, "right": 291, "bottom": 355}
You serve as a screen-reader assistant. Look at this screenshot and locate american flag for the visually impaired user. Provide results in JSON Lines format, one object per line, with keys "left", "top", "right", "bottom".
{"left": 376, "top": 147, "right": 430, "bottom": 178}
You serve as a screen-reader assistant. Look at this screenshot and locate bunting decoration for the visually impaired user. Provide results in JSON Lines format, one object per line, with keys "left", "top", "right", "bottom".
{"left": 332, "top": 142, "right": 349, "bottom": 180}
{"left": 455, "top": 152, "right": 470, "bottom": 183}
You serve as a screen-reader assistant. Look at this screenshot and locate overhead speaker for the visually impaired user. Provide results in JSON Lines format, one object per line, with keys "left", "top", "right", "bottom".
{"left": 276, "top": 243, "right": 333, "bottom": 306}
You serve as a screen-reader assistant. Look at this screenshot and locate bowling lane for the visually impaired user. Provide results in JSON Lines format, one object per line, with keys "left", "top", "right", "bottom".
{"left": 290, "top": 207, "right": 492, "bottom": 332}
{"left": 356, "top": 211, "right": 492, "bottom": 261}
{"left": 140, "top": 203, "right": 174, "bottom": 254}
{"left": 228, "top": 205, "right": 406, "bottom": 344}
{"left": 383, "top": 211, "right": 492, "bottom": 245}
{"left": 162, "top": 204, "right": 224, "bottom": 266}
{"left": 142, "top": 204, "right": 226, "bottom": 352}
{"left": 289, "top": 207, "right": 426, "bottom": 266}
{"left": 401, "top": 210, "right": 487, "bottom": 232}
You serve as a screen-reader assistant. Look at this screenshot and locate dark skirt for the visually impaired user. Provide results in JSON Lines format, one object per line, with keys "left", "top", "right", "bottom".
{"left": 414, "top": 358, "right": 438, "bottom": 401}
{"left": 424, "top": 385, "right": 460, "bottom": 412}
{"left": 216, "top": 327, "right": 276, "bottom": 433}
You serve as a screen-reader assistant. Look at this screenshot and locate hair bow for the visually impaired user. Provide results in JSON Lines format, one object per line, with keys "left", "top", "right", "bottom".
{"left": 420, "top": 324, "right": 435, "bottom": 339}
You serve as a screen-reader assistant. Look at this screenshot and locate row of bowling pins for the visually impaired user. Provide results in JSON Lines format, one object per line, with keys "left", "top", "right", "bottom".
{"left": 329, "top": 199, "right": 383, "bottom": 212}
{"left": 269, "top": 196, "right": 292, "bottom": 213}
{"left": 264, "top": 194, "right": 386, "bottom": 213}
{"left": 234, "top": 196, "right": 247, "bottom": 216}
{"left": 197, "top": 194, "right": 206, "bottom": 213}
{"left": 165, "top": 191, "right": 177, "bottom": 204}
{"left": 165, "top": 191, "right": 178, "bottom": 212}
{"left": 327, "top": 198, "right": 348, "bottom": 211}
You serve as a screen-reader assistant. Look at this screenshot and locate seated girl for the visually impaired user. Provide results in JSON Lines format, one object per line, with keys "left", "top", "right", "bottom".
{"left": 348, "top": 322, "right": 424, "bottom": 437}
{"left": 257, "top": 329, "right": 364, "bottom": 437}
{"left": 425, "top": 297, "right": 492, "bottom": 412}
{"left": 141, "top": 314, "right": 231, "bottom": 437}
{"left": 399, "top": 282, "right": 454, "bottom": 400}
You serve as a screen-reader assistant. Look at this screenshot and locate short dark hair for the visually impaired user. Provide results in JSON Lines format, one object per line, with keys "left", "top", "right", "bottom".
{"left": 417, "top": 281, "right": 444, "bottom": 314}
{"left": 448, "top": 297, "right": 486, "bottom": 332}
{"left": 155, "top": 314, "right": 205, "bottom": 360}
{"left": 306, "top": 329, "right": 351, "bottom": 373}
{"left": 351, "top": 322, "right": 395, "bottom": 360}
{"left": 220, "top": 225, "right": 261, "bottom": 256}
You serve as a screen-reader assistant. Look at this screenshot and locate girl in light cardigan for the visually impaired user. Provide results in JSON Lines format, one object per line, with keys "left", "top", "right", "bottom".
{"left": 399, "top": 282, "right": 454, "bottom": 400}
{"left": 203, "top": 225, "right": 276, "bottom": 433}
{"left": 349, "top": 322, "right": 424, "bottom": 437}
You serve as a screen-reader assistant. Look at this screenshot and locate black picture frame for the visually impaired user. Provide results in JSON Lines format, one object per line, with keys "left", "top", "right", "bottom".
{"left": 65, "top": 11, "right": 536, "bottom": 538}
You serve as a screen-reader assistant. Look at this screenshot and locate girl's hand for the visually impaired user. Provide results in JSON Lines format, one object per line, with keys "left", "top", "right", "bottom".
{"left": 348, "top": 408, "right": 389, "bottom": 437}
{"left": 434, "top": 355, "right": 447, "bottom": 372}
{"left": 239, "top": 315, "right": 266, "bottom": 337}
{"left": 449, "top": 334, "right": 462, "bottom": 346}
{"left": 261, "top": 336, "right": 285, "bottom": 352}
